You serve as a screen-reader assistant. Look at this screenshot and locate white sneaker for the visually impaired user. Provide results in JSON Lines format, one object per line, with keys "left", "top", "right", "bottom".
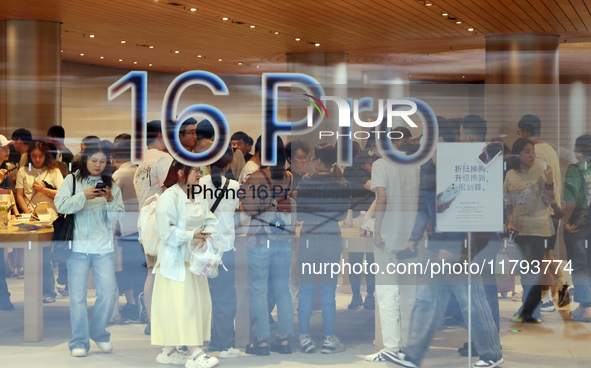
{"left": 299, "top": 335, "right": 316, "bottom": 353}
{"left": 321, "top": 336, "right": 344, "bottom": 354}
{"left": 382, "top": 351, "right": 418, "bottom": 368}
{"left": 365, "top": 348, "right": 392, "bottom": 362}
{"left": 473, "top": 357, "right": 504, "bottom": 368}
{"left": 218, "top": 347, "right": 241, "bottom": 359}
{"left": 157, "top": 348, "right": 188, "bottom": 365}
{"left": 95, "top": 341, "right": 113, "bottom": 353}
{"left": 185, "top": 352, "right": 219, "bottom": 368}
{"left": 540, "top": 300, "right": 556, "bottom": 313}
{"left": 71, "top": 348, "right": 87, "bottom": 357}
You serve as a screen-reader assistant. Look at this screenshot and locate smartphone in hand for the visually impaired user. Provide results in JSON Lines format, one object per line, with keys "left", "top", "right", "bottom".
{"left": 95, "top": 182, "right": 107, "bottom": 191}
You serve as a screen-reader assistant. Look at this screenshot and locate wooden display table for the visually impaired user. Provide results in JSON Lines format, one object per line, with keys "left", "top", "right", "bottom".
{"left": 0, "top": 223, "right": 53, "bottom": 342}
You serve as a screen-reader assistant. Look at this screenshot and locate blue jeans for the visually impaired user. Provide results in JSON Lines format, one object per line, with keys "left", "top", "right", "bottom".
{"left": 297, "top": 233, "right": 341, "bottom": 337}
{"left": 43, "top": 246, "right": 56, "bottom": 298}
{"left": 514, "top": 236, "right": 546, "bottom": 318}
{"left": 248, "top": 240, "right": 294, "bottom": 339}
{"left": 208, "top": 250, "right": 237, "bottom": 349}
{"left": 67, "top": 252, "right": 117, "bottom": 351}
{"left": 403, "top": 251, "right": 502, "bottom": 365}
{"left": 0, "top": 248, "right": 10, "bottom": 301}
{"left": 564, "top": 226, "right": 591, "bottom": 305}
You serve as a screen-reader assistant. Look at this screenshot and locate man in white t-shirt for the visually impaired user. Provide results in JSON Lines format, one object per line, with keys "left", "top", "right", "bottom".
{"left": 237, "top": 136, "right": 261, "bottom": 185}
{"left": 365, "top": 127, "right": 419, "bottom": 362}
{"left": 133, "top": 120, "right": 173, "bottom": 335}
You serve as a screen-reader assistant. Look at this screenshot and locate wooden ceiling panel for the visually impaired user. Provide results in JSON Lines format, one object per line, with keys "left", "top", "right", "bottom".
{"left": 0, "top": 0, "right": 591, "bottom": 79}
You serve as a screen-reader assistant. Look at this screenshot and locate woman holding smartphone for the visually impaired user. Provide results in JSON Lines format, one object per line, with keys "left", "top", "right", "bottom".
{"left": 151, "top": 161, "right": 219, "bottom": 368}
{"left": 54, "top": 141, "right": 124, "bottom": 357}
{"left": 15, "top": 140, "right": 64, "bottom": 303}
{"left": 504, "top": 138, "right": 555, "bottom": 323}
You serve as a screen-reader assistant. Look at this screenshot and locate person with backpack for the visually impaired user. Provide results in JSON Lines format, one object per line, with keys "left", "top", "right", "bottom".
{"left": 563, "top": 134, "right": 591, "bottom": 322}
{"left": 199, "top": 145, "right": 241, "bottom": 358}
{"left": 295, "top": 143, "right": 350, "bottom": 354}
{"left": 241, "top": 136, "right": 294, "bottom": 356}
{"left": 54, "top": 141, "right": 124, "bottom": 357}
{"left": 151, "top": 160, "right": 219, "bottom": 368}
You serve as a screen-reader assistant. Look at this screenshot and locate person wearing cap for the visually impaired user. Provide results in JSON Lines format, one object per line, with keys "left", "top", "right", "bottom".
{"left": 0, "top": 134, "right": 17, "bottom": 310}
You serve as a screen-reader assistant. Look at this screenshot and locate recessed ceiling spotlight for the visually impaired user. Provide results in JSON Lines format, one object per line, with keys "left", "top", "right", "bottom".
{"left": 295, "top": 38, "right": 301, "bottom": 41}
{"left": 256, "top": 65, "right": 260, "bottom": 68}
{"left": 80, "top": 53, "right": 84, "bottom": 56}
{"left": 238, "top": 62, "right": 243, "bottom": 65}
{"left": 218, "top": 58, "right": 222, "bottom": 61}
{"left": 121, "top": 40, "right": 126, "bottom": 44}
{"left": 468, "top": 28, "right": 474, "bottom": 31}
{"left": 222, "top": 17, "right": 229, "bottom": 21}
{"left": 442, "top": 13, "right": 448, "bottom": 16}
{"left": 462, "top": 75, "right": 465, "bottom": 78}
{"left": 250, "top": 25, "right": 256, "bottom": 28}
{"left": 175, "top": 50, "right": 180, "bottom": 53}
{"left": 100, "top": 56, "right": 104, "bottom": 59}
{"left": 456, "top": 21, "right": 462, "bottom": 24}
{"left": 89, "top": 34, "right": 95, "bottom": 38}
{"left": 119, "top": 59, "right": 123, "bottom": 62}
{"left": 149, "top": 63, "right": 153, "bottom": 66}
{"left": 197, "top": 55, "right": 203, "bottom": 58}
{"left": 133, "top": 61, "right": 138, "bottom": 64}
{"left": 149, "top": 45, "right": 155, "bottom": 49}
{"left": 61, "top": 50, "right": 63, "bottom": 52}
{"left": 274, "top": 31, "right": 280, "bottom": 35}
{"left": 190, "top": 8, "right": 197, "bottom": 11}
{"left": 314, "top": 43, "right": 320, "bottom": 47}
{"left": 426, "top": 3, "right": 432, "bottom": 6}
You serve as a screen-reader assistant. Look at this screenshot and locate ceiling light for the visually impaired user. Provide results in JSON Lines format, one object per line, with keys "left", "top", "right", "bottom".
{"left": 119, "top": 59, "right": 123, "bottom": 62}
{"left": 222, "top": 17, "right": 229, "bottom": 21}
{"left": 197, "top": 55, "right": 203, "bottom": 58}
{"left": 61, "top": 50, "right": 63, "bottom": 52}
{"left": 425, "top": 3, "right": 432, "bottom": 6}
{"left": 89, "top": 34, "right": 95, "bottom": 38}
{"left": 238, "top": 62, "right": 243, "bottom": 65}
{"left": 256, "top": 65, "right": 260, "bottom": 68}
{"left": 218, "top": 58, "right": 222, "bottom": 61}
{"left": 314, "top": 43, "right": 320, "bottom": 47}
{"left": 468, "top": 28, "right": 474, "bottom": 31}
{"left": 295, "top": 38, "right": 301, "bottom": 41}
{"left": 175, "top": 50, "right": 180, "bottom": 53}
{"left": 121, "top": 40, "right": 126, "bottom": 44}
{"left": 100, "top": 56, "right": 104, "bottom": 59}
{"left": 442, "top": 13, "right": 448, "bottom": 16}
{"left": 133, "top": 61, "right": 138, "bottom": 64}
{"left": 462, "top": 75, "right": 465, "bottom": 78}
{"left": 189, "top": 8, "right": 197, "bottom": 11}
{"left": 80, "top": 53, "right": 84, "bottom": 56}
{"left": 250, "top": 25, "right": 256, "bottom": 28}
{"left": 456, "top": 21, "right": 462, "bottom": 24}
{"left": 149, "top": 45, "right": 155, "bottom": 49}
{"left": 274, "top": 31, "right": 280, "bottom": 35}
{"left": 149, "top": 63, "right": 153, "bottom": 66}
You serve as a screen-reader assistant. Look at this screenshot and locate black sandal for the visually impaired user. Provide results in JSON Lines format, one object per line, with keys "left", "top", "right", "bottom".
{"left": 270, "top": 337, "right": 292, "bottom": 354}
{"left": 245, "top": 338, "right": 270, "bottom": 356}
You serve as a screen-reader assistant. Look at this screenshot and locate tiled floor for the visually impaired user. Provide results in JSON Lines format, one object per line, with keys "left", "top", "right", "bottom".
{"left": 2, "top": 276, "right": 591, "bottom": 367}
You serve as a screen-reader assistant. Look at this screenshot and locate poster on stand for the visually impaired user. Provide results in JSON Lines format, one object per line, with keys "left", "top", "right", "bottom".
{"left": 436, "top": 142, "right": 504, "bottom": 232}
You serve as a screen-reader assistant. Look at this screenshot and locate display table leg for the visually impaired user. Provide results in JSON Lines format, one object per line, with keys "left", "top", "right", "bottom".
{"left": 24, "top": 238, "right": 43, "bottom": 342}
